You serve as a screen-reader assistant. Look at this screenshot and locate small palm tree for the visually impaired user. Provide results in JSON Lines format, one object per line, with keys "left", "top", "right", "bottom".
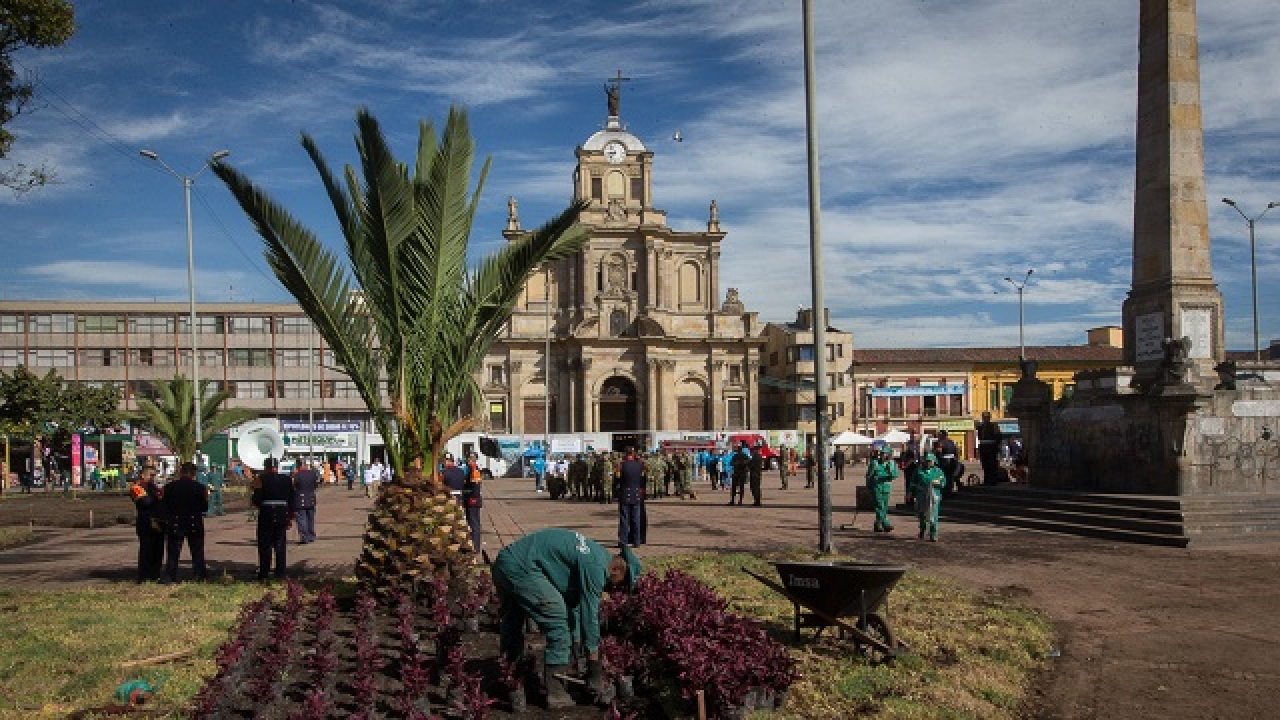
{"left": 134, "top": 375, "right": 257, "bottom": 463}
{"left": 213, "top": 107, "right": 589, "bottom": 593}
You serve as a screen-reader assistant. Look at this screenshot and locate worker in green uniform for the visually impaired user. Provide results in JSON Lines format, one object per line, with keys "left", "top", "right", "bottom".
{"left": 866, "top": 441, "right": 897, "bottom": 533}
{"left": 200, "top": 462, "right": 225, "bottom": 517}
{"left": 491, "top": 528, "right": 641, "bottom": 709}
{"left": 913, "top": 453, "right": 945, "bottom": 541}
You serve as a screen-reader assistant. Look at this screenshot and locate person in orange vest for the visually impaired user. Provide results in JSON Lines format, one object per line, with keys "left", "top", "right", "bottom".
{"left": 130, "top": 465, "right": 166, "bottom": 583}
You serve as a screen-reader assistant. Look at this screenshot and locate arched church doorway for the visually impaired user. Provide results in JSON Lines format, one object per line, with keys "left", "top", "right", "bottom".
{"left": 599, "top": 376, "right": 639, "bottom": 432}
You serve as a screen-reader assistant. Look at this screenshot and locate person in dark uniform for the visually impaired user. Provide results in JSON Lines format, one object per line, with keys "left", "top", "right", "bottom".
{"left": 933, "top": 430, "right": 962, "bottom": 496}
{"left": 748, "top": 443, "right": 764, "bottom": 506}
{"left": 832, "top": 446, "right": 847, "bottom": 482}
{"left": 976, "top": 411, "right": 1004, "bottom": 485}
{"left": 161, "top": 462, "right": 209, "bottom": 583}
{"left": 292, "top": 459, "right": 319, "bottom": 544}
{"left": 568, "top": 453, "right": 589, "bottom": 501}
{"left": 728, "top": 442, "right": 749, "bottom": 505}
{"left": 252, "top": 457, "right": 295, "bottom": 581}
{"left": 461, "top": 453, "right": 484, "bottom": 554}
{"left": 616, "top": 447, "right": 645, "bottom": 547}
{"left": 130, "top": 465, "right": 166, "bottom": 583}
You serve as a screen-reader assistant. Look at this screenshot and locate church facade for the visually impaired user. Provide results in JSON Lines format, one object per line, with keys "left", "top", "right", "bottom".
{"left": 475, "top": 88, "right": 764, "bottom": 439}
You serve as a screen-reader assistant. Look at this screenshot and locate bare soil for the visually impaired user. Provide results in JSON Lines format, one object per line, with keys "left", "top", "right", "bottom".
{"left": 1, "top": 475, "right": 1277, "bottom": 719}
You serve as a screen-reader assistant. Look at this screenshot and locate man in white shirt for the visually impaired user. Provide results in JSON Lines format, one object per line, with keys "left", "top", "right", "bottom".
{"left": 363, "top": 459, "right": 384, "bottom": 498}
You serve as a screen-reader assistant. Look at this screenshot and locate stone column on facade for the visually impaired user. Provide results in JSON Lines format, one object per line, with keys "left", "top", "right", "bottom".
{"left": 746, "top": 357, "right": 761, "bottom": 430}
{"left": 509, "top": 360, "right": 524, "bottom": 434}
{"left": 709, "top": 250, "right": 721, "bottom": 314}
{"left": 1122, "top": 0, "right": 1224, "bottom": 388}
{"left": 710, "top": 358, "right": 723, "bottom": 430}
{"left": 581, "top": 358, "right": 594, "bottom": 432}
{"left": 645, "top": 240, "right": 658, "bottom": 313}
{"left": 657, "top": 359, "right": 676, "bottom": 430}
{"left": 645, "top": 358, "right": 659, "bottom": 430}
{"left": 567, "top": 357, "right": 578, "bottom": 433}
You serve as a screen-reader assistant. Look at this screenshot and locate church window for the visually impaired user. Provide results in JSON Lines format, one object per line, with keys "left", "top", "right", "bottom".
{"left": 630, "top": 176, "right": 643, "bottom": 204}
{"left": 610, "top": 309, "right": 628, "bottom": 336}
{"left": 678, "top": 261, "right": 701, "bottom": 306}
{"left": 591, "top": 177, "right": 602, "bottom": 201}
{"left": 607, "top": 170, "right": 625, "bottom": 198}
{"left": 726, "top": 398, "right": 745, "bottom": 430}
{"left": 729, "top": 363, "right": 743, "bottom": 385}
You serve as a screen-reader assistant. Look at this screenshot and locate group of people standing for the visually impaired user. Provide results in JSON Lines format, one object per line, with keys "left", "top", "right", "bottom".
{"left": 131, "top": 456, "right": 327, "bottom": 583}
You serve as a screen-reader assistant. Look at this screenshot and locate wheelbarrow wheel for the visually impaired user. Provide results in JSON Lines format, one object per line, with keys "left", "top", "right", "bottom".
{"left": 856, "top": 613, "right": 896, "bottom": 664}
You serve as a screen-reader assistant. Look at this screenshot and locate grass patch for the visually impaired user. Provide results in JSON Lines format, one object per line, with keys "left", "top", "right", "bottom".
{"left": 0, "top": 527, "right": 32, "bottom": 550}
{"left": 0, "top": 551, "right": 1052, "bottom": 719}
{"left": 0, "top": 579, "right": 272, "bottom": 719}
{"left": 651, "top": 550, "right": 1054, "bottom": 720}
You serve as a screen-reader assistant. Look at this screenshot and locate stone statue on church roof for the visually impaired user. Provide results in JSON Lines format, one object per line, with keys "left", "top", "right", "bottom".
{"left": 605, "top": 82, "right": 620, "bottom": 117}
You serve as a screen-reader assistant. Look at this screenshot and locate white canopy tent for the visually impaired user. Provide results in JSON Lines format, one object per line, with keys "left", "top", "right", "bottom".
{"left": 831, "top": 430, "right": 875, "bottom": 446}
{"left": 876, "top": 429, "right": 913, "bottom": 444}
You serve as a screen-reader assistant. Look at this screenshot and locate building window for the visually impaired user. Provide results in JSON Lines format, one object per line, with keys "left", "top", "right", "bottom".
{"left": 889, "top": 396, "right": 905, "bottom": 418}
{"left": 0, "top": 315, "right": 22, "bottom": 333}
{"left": 769, "top": 351, "right": 778, "bottom": 366}
{"left": 591, "top": 177, "right": 602, "bottom": 201}
{"left": 233, "top": 381, "right": 272, "bottom": 399}
{"left": 488, "top": 399, "right": 507, "bottom": 432}
{"left": 178, "top": 315, "right": 226, "bottom": 335}
{"left": 630, "top": 176, "right": 643, "bottom": 204}
{"left": 128, "top": 315, "right": 176, "bottom": 333}
{"left": 229, "top": 349, "right": 272, "bottom": 367}
{"left": 922, "top": 395, "right": 938, "bottom": 417}
{"left": 726, "top": 398, "right": 745, "bottom": 429}
{"left": 228, "top": 316, "right": 271, "bottom": 334}
{"left": 276, "top": 349, "right": 312, "bottom": 367}
{"left": 949, "top": 393, "right": 965, "bottom": 416}
{"left": 129, "top": 348, "right": 173, "bottom": 366}
{"left": 78, "top": 315, "right": 125, "bottom": 333}
{"left": 277, "top": 316, "right": 313, "bottom": 334}
{"left": 0, "top": 349, "right": 22, "bottom": 366}
{"left": 30, "top": 349, "right": 74, "bottom": 367}
{"left": 797, "top": 344, "right": 815, "bottom": 362}
{"left": 728, "top": 363, "right": 743, "bottom": 385}
{"left": 28, "top": 314, "right": 75, "bottom": 333}
{"left": 836, "top": 402, "right": 845, "bottom": 417}
{"left": 329, "top": 380, "right": 360, "bottom": 398}
{"left": 826, "top": 344, "right": 842, "bottom": 362}
{"left": 275, "top": 381, "right": 315, "bottom": 399}
{"left": 488, "top": 364, "right": 506, "bottom": 385}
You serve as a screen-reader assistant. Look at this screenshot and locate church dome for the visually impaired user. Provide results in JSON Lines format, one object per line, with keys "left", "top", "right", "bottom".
{"left": 583, "top": 118, "right": 648, "bottom": 153}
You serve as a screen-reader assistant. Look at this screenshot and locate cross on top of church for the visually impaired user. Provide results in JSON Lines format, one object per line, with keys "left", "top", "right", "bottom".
{"left": 605, "top": 69, "right": 630, "bottom": 117}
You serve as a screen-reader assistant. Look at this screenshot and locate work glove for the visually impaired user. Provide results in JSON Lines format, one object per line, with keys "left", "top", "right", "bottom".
{"left": 587, "top": 658, "right": 614, "bottom": 705}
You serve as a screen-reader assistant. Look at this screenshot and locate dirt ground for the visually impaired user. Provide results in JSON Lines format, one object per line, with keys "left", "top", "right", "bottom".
{"left": 1, "top": 473, "right": 1277, "bottom": 719}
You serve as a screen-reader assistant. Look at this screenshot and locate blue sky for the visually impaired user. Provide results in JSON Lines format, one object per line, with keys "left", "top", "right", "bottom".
{"left": 4, "top": 0, "right": 1280, "bottom": 349}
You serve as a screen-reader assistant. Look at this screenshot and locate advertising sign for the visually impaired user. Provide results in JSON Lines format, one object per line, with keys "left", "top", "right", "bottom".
{"left": 550, "top": 436, "right": 582, "bottom": 454}
{"left": 71, "top": 434, "right": 81, "bottom": 487}
{"left": 281, "top": 421, "right": 361, "bottom": 433}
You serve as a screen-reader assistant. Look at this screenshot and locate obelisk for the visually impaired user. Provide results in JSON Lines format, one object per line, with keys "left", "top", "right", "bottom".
{"left": 1122, "top": 0, "right": 1224, "bottom": 386}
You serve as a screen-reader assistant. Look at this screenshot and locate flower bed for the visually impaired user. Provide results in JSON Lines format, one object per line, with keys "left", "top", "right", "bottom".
{"left": 602, "top": 569, "right": 798, "bottom": 719}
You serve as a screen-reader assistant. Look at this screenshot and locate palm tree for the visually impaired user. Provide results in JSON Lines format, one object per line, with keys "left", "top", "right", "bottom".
{"left": 212, "top": 107, "right": 589, "bottom": 593}
{"left": 134, "top": 375, "right": 257, "bottom": 463}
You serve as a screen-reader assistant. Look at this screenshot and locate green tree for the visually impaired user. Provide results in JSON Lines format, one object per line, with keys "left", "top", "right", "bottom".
{"left": 0, "top": 365, "right": 121, "bottom": 446}
{"left": 1, "top": 0, "right": 75, "bottom": 193}
{"left": 133, "top": 375, "right": 256, "bottom": 463}
{"left": 213, "top": 107, "right": 589, "bottom": 593}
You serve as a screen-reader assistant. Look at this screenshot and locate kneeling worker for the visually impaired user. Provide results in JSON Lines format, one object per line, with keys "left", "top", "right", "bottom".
{"left": 491, "top": 528, "right": 641, "bottom": 709}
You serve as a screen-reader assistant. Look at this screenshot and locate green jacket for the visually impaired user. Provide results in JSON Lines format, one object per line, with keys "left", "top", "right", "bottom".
{"left": 866, "top": 459, "right": 897, "bottom": 486}
{"left": 499, "top": 528, "right": 613, "bottom": 653}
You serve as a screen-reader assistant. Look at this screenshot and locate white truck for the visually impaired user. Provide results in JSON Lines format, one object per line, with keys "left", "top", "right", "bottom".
{"left": 443, "top": 433, "right": 509, "bottom": 479}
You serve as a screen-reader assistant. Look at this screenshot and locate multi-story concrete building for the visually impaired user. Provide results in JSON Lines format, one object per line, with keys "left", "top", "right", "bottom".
{"left": 758, "top": 308, "right": 854, "bottom": 436}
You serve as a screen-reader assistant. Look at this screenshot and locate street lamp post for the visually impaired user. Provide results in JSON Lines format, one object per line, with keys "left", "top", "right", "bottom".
{"left": 1221, "top": 198, "right": 1279, "bottom": 362}
{"left": 1003, "top": 269, "right": 1034, "bottom": 361}
{"left": 139, "top": 149, "right": 230, "bottom": 458}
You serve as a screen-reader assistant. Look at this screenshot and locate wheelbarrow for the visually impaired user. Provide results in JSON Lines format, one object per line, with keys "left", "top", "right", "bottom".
{"left": 744, "top": 561, "right": 907, "bottom": 662}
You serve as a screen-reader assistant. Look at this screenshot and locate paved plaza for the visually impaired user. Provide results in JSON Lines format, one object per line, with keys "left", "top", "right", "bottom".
{"left": 1, "top": 472, "right": 1277, "bottom": 719}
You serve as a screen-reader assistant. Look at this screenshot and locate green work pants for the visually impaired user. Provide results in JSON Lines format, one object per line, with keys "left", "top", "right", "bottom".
{"left": 207, "top": 489, "right": 224, "bottom": 516}
{"left": 492, "top": 553, "right": 572, "bottom": 665}
{"left": 873, "top": 482, "right": 894, "bottom": 531}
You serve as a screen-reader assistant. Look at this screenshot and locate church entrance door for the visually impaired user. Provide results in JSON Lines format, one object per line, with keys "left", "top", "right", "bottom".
{"left": 599, "top": 376, "right": 639, "bottom": 432}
